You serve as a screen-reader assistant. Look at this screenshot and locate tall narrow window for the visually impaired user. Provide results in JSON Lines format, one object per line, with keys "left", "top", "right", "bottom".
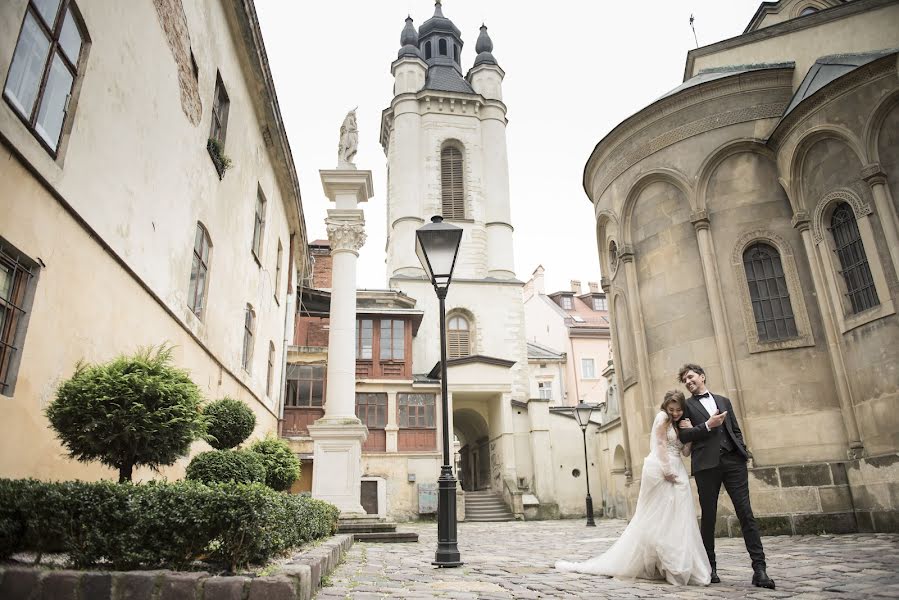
{"left": 209, "top": 72, "right": 229, "bottom": 145}
{"left": 188, "top": 223, "right": 211, "bottom": 319}
{"left": 242, "top": 304, "right": 255, "bottom": 371}
{"left": 424, "top": 41, "right": 432, "bottom": 60}
{"left": 356, "top": 319, "right": 373, "bottom": 359}
{"left": 285, "top": 364, "right": 325, "bottom": 407}
{"left": 274, "top": 240, "right": 283, "bottom": 301}
{"left": 4, "top": 0, "right": 87, "bottom": 153}
{"left": 447, "top": 315, "right": 470, "bottom": 358}
{"left": 441, "top": 146, "right": 464, "bottom": 219}
{"left": 0, "top": 241, "right": 37, "bottom": 396}
{"left": 743, "top": 242, "right": 798, "bottom": 341}
{"left": 355, "top": 393, "right": 387, "bottom": 428}
{"left": 438, "top": 38, "right": 448, "bottom": 56}
{"left": 830, "top": 203, "right": 879, "bottom": 314}
{"left": 266, "top": 342, "right": 275, "bottom": 397}
{"left": 252, "top": 188, "right": 266, "bottom": 260}
{"left": 379, "top": 319, "right": 404, "bottom": 361}
{"left": 581, "top": 358, "right": 596, "bottom": 379}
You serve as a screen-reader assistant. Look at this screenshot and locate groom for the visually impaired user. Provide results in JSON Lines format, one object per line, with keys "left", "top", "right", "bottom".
{"left": 676, "top": 363, "right": 775, "bottom": 589}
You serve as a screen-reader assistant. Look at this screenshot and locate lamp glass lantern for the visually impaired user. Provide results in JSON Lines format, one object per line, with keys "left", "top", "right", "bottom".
{"left": 415, "top": 216, "right": 463, "bottom": 291}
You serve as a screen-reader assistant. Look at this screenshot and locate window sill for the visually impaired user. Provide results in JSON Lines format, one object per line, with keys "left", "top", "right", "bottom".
{"left": 746, "top": 332, "right": 815, "bottom": 354}
{"left": 207, "top": 145, "right": 229, "bottom": 180}
{"left": 839, "top": 297, "right": 896, "bottom": 335}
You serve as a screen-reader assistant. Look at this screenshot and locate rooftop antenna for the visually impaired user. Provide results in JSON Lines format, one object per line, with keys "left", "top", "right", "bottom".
{"left": 689, "top": 14, "right": 699, "bottom": 48}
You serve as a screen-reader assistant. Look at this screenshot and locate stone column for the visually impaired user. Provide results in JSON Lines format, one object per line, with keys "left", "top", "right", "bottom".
{"left": 690, "top": 210, "right": 750, "bottom": 447}
{"left": 862, "top": 164, "right": 899, "bottom": 278}
{"left": 793, "top": 212, "right": 863, "bottom": 454}
{"left": 386, "top": 391, "right": 399, "bottom": 453}
{"left": 619, "top": 246, "right": 653, "bottom": 436}
{"left": 308, "top": 168, "right": 374, "bottom": 516}
{"left": 601, "top": 276, "right": 633, "bottom": 480}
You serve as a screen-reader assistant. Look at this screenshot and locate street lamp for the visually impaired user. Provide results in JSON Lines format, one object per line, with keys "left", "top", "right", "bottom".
{"left": 573, "top": 401, "right": 597, "bottom": 527}
{"left": 416, "top": 215, "right": 464, "bottom": 568}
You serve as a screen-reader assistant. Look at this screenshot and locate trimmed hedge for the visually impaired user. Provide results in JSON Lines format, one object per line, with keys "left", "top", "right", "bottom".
{"left": 185, "top": 449, "right": 266, "bottom": 486}
{"left": 0, "top": 479, "right": 339, "bottom": 572}
{"left": 248, "top": 437, "right": 301, "bottom": 492}
{"left": 203, "top": 397, "right": 256, "bottom": 450}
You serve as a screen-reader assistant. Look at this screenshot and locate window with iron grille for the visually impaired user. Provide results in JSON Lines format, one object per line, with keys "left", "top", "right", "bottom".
{"left": 252, "top": 188, "right": 266, "bottom": 260}
{"left": 266, "top": 342, "right": 275, "bottom": 397}
{"left": 188, "top": 223, "right": 211, "bottom": 319}
{"left": 209, "top": 72, "right": 229, "bottom": 145}
{"left": 285, "top": 364, "right": 325, "bottom": 407}
{"left": 0, "top": 242, "right": 37, "bottom": 396}
{"left": 743, "top": 242, "right": 798, "bottom": 341}
{"left": 356, "top": 393, "right": 387, "bottom": 428}
{"left": 356, "top": 319, "right": 373, "bottom": 359}
{"left": 379, "top": 319, "right": 404, "bottom": 360}
{"left": 441, "top": 146, "right": 464, "bottom": 219}
{"left": 4, "top": 0, "right": 87, "bottom": 154}
{"left": 447, "top": 315, "right": 470, "bottom": 358}
{"left": 830, "top": 202, "right": 879, "bottom": 314}
{"left": 398, "top": 393, "right": 435, "bottom": 428}
{"left": 242, "top": 304, "right": 255, "bottom": 371}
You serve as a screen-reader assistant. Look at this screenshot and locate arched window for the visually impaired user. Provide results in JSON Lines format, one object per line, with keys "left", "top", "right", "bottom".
{"left": 608, "top": 240, "right": 619, "bottom": 275}
{"left": 188, "top": 222, "right": 212, "bottom": 319}
{"left": 438, "top": 38, "right": 447, "bottom": 56}
{"left": 242, "top": 304, "right": 255, "bottom": 371}
{"left": 830, "top": 202, "right": 879, "bottom": 314}
{"left": 447, "top": 315, "right": 470, "bottom": 358}
{"left": 441, "top": 146, "right": 464, "bottom": 219}
{"left": 743, "top": 242, "right": 798, "bottom": 341}
{"left": 424, "top": 41, "right": 432, "bottom": 60}
{"left": 799, "top": 7, "right": 819, "bottom": 17}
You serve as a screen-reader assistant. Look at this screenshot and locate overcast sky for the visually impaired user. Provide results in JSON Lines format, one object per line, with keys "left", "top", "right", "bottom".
{"left": 256, "top": 0, "right": 763, "bottom": 293}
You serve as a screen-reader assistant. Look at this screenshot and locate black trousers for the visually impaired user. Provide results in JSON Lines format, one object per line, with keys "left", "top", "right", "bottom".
{"left": 694, "top": 451, "right": 766, "bottom": 569}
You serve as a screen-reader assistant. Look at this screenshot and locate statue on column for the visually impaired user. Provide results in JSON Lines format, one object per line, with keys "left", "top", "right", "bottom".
{"left": 337, "top": 108, "right": 358, "bottom": 167}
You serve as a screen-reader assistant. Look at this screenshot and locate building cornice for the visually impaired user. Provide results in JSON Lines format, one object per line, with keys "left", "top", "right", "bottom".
{"left": 583, "top": 67, "right": 793, "bottom": 203}
{"left": 684, "top": 0, "right": 896, "bottom": 80}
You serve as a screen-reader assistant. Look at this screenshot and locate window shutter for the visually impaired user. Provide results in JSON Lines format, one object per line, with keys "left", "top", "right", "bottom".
{"left": 441, "top": 147, "right": 464, "bottom": 219}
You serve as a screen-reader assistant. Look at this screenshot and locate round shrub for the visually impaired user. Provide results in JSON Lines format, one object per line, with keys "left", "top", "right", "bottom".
{"left": 248, "top": 437, "right": 301, "bottom": 491}
{"left": 204, "top": 397, "right": 256, "bottom": 450}
{"left": 185, "top": 450, "right": 266, "bottom": 485}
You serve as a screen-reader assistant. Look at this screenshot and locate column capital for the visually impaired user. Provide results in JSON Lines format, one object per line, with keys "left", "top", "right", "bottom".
{"left": 599, "top": 276, "right": 611, "bottom": 293}
{"left": 618, "top": 245, "right": 635, "bottom": 264}
{"left": 861, "top": 163, "right": 887, "bottom": 185}
{"left": 791, "top": 210, "right": 811, "bottom": 232}
{"left": 691, "top": 209, "right": 710, "bottom": 231}
{"left": 326, "top": 217, "right": 366, "bottom": 253}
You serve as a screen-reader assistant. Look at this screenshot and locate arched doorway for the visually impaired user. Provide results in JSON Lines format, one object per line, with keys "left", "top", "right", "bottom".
{"left": 454, "top": 408, "right": 490, "bottom": 492}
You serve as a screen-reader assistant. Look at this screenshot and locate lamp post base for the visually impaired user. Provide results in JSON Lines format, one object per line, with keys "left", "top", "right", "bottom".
{"left": 585, "top": 494, "right": 596, "bottom": 527}
{"left": 433, "top": 465, "right": 463, "bottom": 567}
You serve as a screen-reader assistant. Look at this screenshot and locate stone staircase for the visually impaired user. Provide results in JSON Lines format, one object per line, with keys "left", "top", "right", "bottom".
{"left": 337, "top": 516, "right": 418, "bottom": 543}
{"left": 464, "top": 490, "right": 514, "bottom": 522}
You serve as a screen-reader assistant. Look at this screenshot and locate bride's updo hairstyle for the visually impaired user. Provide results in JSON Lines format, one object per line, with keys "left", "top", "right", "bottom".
{"left": 660, "top": 390, "right": 686, "bottom": 416}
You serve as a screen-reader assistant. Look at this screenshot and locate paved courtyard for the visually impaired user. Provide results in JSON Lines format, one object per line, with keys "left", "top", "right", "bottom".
{"left": 316, "top": 519, "right": 899, "bottom": 599}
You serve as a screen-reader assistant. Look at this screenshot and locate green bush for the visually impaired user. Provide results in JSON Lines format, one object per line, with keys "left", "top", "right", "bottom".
{"left": 248, "top": 437, "right": 301, "bottom": 491}
{"left": 45, "top": 346, "right": 206, "bottom": 482}
{"left": 0, "top": 478, "right": 339, "bottom": 571}
{"left": 204, "top": 397, "right": 256, "bottom": 450}
{"left": 185, "top": 449, "right": 266, "bottom": 486}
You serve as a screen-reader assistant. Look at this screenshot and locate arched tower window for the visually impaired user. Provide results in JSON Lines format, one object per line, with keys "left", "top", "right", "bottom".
{"left": 830, "top": 202, "right": 879, "bottom": 314}
{"left": 447, "top": 315, "right": 471, "bottom": 358}
{"left": 424, "top": 41, "right": 432, "bottom": 60}
{"left": 799, "top": 7, "right": 819, "bottom": 16}
{"left": 743, "top": 242, "right": 798, "bottom": 341}
{"left": 438, "top": 38, "right": 447, "bottom": 56}
{"left": 441, "top": 145, "right": 464, "bottom": 219}
{"left": 453, "top": 44, "right": 459, "bottom": 63}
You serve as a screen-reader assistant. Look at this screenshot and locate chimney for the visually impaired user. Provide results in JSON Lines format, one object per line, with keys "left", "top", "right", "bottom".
{"left": 532, "top": 265, "right": 545, "bottom": 295}
{"left": 570, "top": 279, "right": 582, "bottom": 294}
{"left": 588, "top": 281, "right": 599, "bottom": 293}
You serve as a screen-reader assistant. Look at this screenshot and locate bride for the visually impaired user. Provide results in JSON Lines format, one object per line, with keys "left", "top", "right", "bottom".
{"left": 556, "top": 390, "right": 711, "bottom": 586}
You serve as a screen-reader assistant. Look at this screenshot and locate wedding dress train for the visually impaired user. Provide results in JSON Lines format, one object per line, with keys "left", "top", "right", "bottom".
{"left": 556, "top": 411, "right": 711, "bottom": 586}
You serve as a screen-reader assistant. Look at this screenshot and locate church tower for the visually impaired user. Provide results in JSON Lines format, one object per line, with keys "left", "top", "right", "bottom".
{"left": 380, "top": 2, "right": 529, "bottom": 492}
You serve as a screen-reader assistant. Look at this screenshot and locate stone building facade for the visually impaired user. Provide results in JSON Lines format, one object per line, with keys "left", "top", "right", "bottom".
{"left": 0, "top": 0, "right": 307, "bottom": 481}
{"left": 585, "top": 0, "right": 899, "bottom": 534}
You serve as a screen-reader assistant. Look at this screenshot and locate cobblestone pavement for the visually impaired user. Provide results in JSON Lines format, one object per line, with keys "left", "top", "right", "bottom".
{"left": 315, "top": 519, "right": 899, "bottom": 599}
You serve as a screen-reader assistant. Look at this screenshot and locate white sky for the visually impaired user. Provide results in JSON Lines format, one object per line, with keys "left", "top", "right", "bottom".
{"left": 256, "top": 0, "right": 763, "bottom": 293}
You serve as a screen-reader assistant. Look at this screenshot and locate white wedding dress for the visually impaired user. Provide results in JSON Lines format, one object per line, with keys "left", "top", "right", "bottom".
{"left": 556, "top": 411, "right": 711, "bottom": 586}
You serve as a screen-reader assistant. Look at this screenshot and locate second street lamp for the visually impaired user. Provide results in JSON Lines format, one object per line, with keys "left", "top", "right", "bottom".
{"left": 573, "top": 401, "right": 597, "bottom": 527}
{"left": 415, "top": 215, "right": 464, "bottom": 568}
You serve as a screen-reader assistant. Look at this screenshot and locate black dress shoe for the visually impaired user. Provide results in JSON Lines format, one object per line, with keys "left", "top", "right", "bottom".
{"left": 752, "top": 568, "right": 775, "bottom": 589}
{"left": 709, "top": 569, "right": 720, "bottom": 584}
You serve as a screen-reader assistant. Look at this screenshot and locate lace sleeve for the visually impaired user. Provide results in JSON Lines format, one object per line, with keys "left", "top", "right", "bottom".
{"left": 651, "top": 411, "right": 674, "bottom": 477}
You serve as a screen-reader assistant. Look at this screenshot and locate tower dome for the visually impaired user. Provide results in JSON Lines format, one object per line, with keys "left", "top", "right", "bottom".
{"left": 473, "top": 24, "right": 498, "bottom": 67}
{"left": 397, "top": 15, "right": 422, "bottom": 59}
{"left": 418, "top": 0, "right": 463, "bottom": 68}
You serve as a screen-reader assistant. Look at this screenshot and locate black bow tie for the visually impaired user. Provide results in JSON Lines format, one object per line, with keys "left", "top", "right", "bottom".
{"left": 694, "top": 392, "right": 711, "bottom": 399}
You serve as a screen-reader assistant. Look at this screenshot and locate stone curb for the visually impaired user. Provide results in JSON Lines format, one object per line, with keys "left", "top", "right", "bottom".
{"left": 0, "top": 534, "right": 354, "bottom": 600}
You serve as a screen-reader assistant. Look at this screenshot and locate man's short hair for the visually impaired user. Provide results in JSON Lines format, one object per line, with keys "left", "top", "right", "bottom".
{"left": 677, "top": 363, "right": 706, "bottom": 384}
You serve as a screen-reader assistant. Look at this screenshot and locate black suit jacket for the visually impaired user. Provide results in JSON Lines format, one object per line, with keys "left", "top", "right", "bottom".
{"left": 677, "top": 393, "right": 749, "bottom": 474}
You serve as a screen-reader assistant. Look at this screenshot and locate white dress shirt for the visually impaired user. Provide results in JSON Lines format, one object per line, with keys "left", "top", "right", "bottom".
{"left": 697, "top": 391, "right": 718, "bottom": 431}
